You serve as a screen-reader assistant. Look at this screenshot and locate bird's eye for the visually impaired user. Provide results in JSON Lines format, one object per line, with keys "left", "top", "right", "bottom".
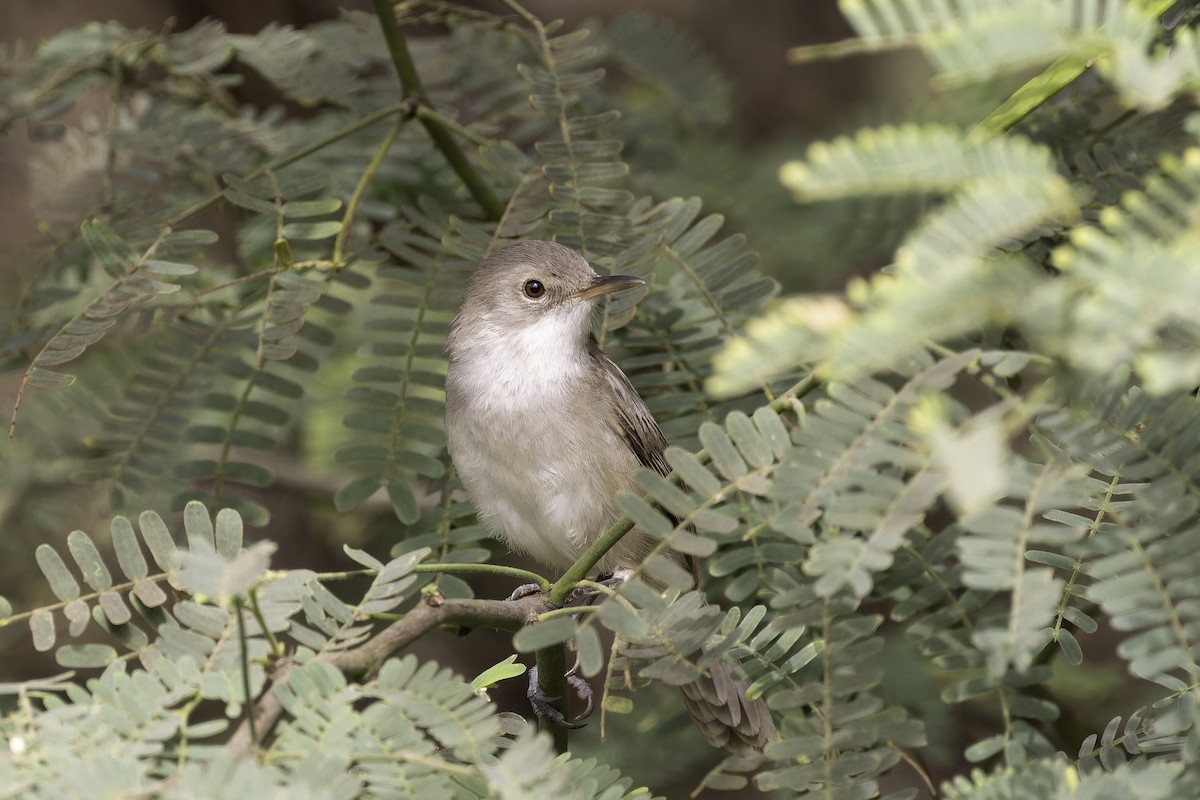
{"left": 523, "top": 280, "right": 545, "bottom": 299}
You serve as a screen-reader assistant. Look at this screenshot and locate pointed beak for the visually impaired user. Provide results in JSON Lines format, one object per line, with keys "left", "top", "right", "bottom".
{"left": 568, "top": 274, "right": 646, "bottom": 302}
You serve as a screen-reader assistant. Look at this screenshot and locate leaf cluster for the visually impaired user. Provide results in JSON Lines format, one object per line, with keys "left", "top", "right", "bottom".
{"left": 6, "top": 2, "right": 1200, "bottom": 799}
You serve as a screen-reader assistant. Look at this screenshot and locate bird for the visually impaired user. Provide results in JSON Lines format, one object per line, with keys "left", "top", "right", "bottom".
{"left": 444, "top": 239, "right": 775, "bottom": 751}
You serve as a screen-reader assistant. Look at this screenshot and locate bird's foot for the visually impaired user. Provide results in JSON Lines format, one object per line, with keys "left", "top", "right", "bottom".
{"left": 596, "top": 569, "right": 631, "bottom": 589}
{"left": 563, "top": 569, "right": 631, "bottom": 605}
{"left": 527, "top": 664, "right": 594, "bottom": 729}
{"left": 506, "top": 582, "right": 544, "bottom": 601}
{"left": 509, "top": 570, "right": 630, "bottom": 606}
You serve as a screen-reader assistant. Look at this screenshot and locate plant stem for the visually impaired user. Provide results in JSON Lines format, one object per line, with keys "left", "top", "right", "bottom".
{"left": 226, "top": 592, "right": 554, "bottom": 758}
{"left": 415, "top": 105, "right": 490, "bottom": 147}
{"left": 333, "top": 114, "right": 406, "bottom": 266}
{"left": 537, "top": 605, "right": 598, "bottom": 622}
{"left": 370, "top": 0, "right": 505, "bottom": 220}
{"left": 234, "top": 600, "right": 258, "bottom": 750}
{"left": 536, "top": 644, "right": 571, "bottom": 753}
{"left": 549, "top": 519, "right": 634, "bottom": 605}
{"left": 410, "top": 562, "right": 551, "bottom": 590}
{"left": 248, "top": 588, "right": 282, "bottom": 657}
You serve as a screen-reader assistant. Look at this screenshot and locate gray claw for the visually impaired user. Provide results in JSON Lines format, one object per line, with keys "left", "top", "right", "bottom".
{"left": 527, "top": 666, "right": 593, "bottom": 728}
{"left": 566, "top": 672, "right": 594, "bottom": 721}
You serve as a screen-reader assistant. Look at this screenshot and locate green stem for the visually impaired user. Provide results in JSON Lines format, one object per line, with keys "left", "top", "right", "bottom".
{"left": 370, "top": 0, "right": 505, "bottom": 220}
{"left": 410, "top": 562, "right": 551, "bottom": 590}
{"left": 536, "top": 644, "right": 570, "bottom": 753}
{"left": 249, "top": 588, "right": 282, "bottom": 658}
{"left": 333, "top": 114, "right": 406, "bottom": 266}
{"left": 537, "top": 605, "right": 598, "bottom": 622}
{"left": 235, "top": 600, "right": 258, "bottom": 750}
{"left": 415, "top": 105, "right": 490, "bottom": 147}
{"left": 548, "top": 373, "right": 821, "bottom": 604}
{"left": 550, "top": 519, "right": 634, "bottom": 605}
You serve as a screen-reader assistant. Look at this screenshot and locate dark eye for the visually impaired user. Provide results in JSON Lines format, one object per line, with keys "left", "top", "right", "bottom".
{"left": 523, "top": 280, "right": 545, "bottom": 299}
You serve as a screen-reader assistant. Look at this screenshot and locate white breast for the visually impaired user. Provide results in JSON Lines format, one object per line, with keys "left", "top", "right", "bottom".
{"left": 445, "top": 310, "right": 643, "bottom": 572}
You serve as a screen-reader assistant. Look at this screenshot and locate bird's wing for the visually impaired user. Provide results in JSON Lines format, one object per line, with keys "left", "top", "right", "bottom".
{"left": 595, "top": 352, "right": 670, "bottom": 476}
{"left": 597, "top": 352, "right": 702, "bottom": 583}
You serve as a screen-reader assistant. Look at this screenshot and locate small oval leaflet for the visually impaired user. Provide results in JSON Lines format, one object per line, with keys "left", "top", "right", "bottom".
{"left": 215, "top": 508, "right": 243, "bottom": 559}
{"left": 602, "top": 695, "right": 633, "bottom": 715}
{"left": 663, "top": 447, "right": 720, "bottom": 497}
{"left": 470, "top": 654, "right": 527, "bottom": 694}
{"left": 343, "top": 544, "right": 385, "bottom": 571}
{"left": 111, "top": 516, "right": 148, "bottom": 581}
{"left": 336, "top": 475, "right": 381, "bottom": 511}
{"left": 964, "top": 733, "right": 1007, "bottom": 763}
{"left": 512, "top": 617, "right": 577, "bottom": 653}
{"left": 1056, "top": 628, "right": 1084, "bottom": 666}
{"left": 142, "top": 260, "right": 199, "bottom": 277}
{"left": 133, "top": 578, "right": 168, "bottom": 608}
{"left": 64, "top": 598, "right": 89, "bottom": 636}
{"left": 615, "top": 493, "right": 673, "bottom": 539}
{"left": 139, "top": 510, "right": 179, "bottom": 572}
{"left": 67, "top": 530, "right": 112, "bottom": 590}
{"left": 282, "top": 198, "right": 343, "bottom": 218}
{"left": 184, "top": 501, "right": 216, "bottom": 551}
{"left": 575, "top": 624, "right": 604, "bottom": 678}
{"left": 56, "top": 644, "right": 117, "bottom": 669}
{"left": 30, "top": 609, "right": 55, "bottom": 652}
{"left": 698, "top": 422, "right": 748, "bottom": 480}
{"left": 282, "top": 221, "right": 343, "bottom": 240}
{"left": 726, "top": 411, "right": 774, "bottom": 469}
{"left": 35, "top": 544, "right": 80, "bottom": 602}
{"left": 99, "top": 591, "right": 132, "bottom": 625}
{"left": 387, "top": 480, "right": 420, "bottom": 524}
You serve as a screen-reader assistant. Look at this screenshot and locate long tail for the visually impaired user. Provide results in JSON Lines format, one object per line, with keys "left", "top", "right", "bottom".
{"left": 679, "top": 659, "right": 775, "bottom": 751}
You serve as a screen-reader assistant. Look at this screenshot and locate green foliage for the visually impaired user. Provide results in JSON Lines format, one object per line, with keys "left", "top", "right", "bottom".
{"left": 5, "top": 1, "right": 1200, "bottom": 798}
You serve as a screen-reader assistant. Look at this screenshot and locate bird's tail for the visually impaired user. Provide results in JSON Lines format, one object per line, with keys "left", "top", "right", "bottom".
{"left": 679, "top": 658, "right": 776, "bottom": 752}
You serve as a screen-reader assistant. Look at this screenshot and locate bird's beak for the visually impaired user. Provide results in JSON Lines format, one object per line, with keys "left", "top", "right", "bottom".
{"left": 569, "top": 274, "right": 646, "bottom": 302}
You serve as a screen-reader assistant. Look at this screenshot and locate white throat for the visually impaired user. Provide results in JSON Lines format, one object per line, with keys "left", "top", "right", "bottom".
{"left": 451, "top": 304, "right": 594, "bottom": 411}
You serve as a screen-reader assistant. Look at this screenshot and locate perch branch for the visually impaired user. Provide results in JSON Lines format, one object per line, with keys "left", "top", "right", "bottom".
{"left": 225, "top": 591, "right": 551, "bottom": 758}
{"left": 536, "top": 644, "right": 570, "bottom": 754}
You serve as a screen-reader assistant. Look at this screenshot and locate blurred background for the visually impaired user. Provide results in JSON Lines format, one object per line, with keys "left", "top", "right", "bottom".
{"left": 0, "top": 0, "right": 941, "bottom": 296}
{"left": 0, "top": 3, "right": 1117, "bottom": 798}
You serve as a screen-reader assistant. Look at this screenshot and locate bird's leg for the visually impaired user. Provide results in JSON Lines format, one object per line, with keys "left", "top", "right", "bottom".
{"left": 527, "top": 660, "right": 594, "bottom": 728}
{"left": 513, "top": 571, "right": 630, "bottom": 727}
{"left": 516, "top": 572, "right": 630, "bottom": 728}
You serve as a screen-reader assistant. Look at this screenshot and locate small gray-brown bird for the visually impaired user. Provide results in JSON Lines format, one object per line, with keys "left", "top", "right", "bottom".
{"left": 445, "top": 240, "right": 774, "bottom": 750}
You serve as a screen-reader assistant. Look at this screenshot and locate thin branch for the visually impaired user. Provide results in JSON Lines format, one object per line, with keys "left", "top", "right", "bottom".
{"left": 234, "top": 601, "right": 258, "bottom": 750}
{"left": 333, "top": 113, "right": 408, "bottom": 266}
{"left": 887, "top": 740, "right": 937, "bottom": 798}
{"left": 225, "top": 655, "right": 290, "bottom": 760}
{"left": 410, "top": 562, "right": 550, "bottom": 591}
{"left": 415, "top": 105, "right": 491, "bottom": 147}
{"left": 225, "top": 592, "right": 551, "bottom": 758}
{"left": 370, "top": 0, "right": 504, "bottom": 220}
{"left": 536, "top": 644, "right": 570, "bottom": 754}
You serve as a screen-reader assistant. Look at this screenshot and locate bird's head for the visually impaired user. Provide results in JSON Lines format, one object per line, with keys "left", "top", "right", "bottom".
{"left": 448, "top": 241, "right": 645, "bottom": 361}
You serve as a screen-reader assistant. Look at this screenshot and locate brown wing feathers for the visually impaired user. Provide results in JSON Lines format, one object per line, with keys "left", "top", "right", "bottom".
{"left": 595, "top": 349, "right": 776, "bottom": 751}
